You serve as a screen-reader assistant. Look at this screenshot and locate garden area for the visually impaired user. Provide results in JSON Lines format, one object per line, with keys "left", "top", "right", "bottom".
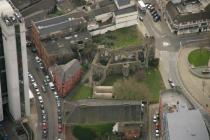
{"left": 72, "top": 123, "right": 119, "bottom": 140}
{"left": 103, "top": 68, "right": 165, "bottom": 103}
{"left": 188, "top": 48, "right": 210, "bottom": 67}
{"left": 93, "top": 26, "right": 144, "bottom": 49}
{"left": 71, "top": 84, "right": 92, "bottom": 100}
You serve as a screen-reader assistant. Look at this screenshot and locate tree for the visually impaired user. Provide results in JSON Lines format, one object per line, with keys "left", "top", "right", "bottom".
{"left": 113, "top": 77, "right": 149, "bottom": 100}
{"left": 149, "top": 58, "right": 159, "bottom": 68}
{"left": 135, "top": 69, "right": 146, "bottom": 81}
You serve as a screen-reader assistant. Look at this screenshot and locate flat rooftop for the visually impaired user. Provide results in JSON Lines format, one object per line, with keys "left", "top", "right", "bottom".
{"left": 41, "top": 31, "right": 91, "bottom": 55}
{"left": 161, "top": 90, "right": 194, "bottom": 113}
{"left": 167, "top": 109, "right": 209, "bottom": 140}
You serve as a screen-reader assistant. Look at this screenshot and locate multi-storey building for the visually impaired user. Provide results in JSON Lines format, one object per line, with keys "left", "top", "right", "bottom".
{"left": 164, "top": 0, "right": 210, "bottom": 34}
{"left": 0, "top": 0, "right": 30, "bottom": 121}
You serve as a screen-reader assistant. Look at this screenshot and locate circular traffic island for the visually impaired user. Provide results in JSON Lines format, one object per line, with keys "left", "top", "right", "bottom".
{"left": 188, "top": 48, "right": 210, "bottom": 78}
{"left": 188, "top": 48, "right": 210, "bottom": 67}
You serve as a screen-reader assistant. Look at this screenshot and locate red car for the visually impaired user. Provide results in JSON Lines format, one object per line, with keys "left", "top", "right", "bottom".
{"left": 42, "top": 122, "right": 48, "bottom": 130}
{"left": 58, "top": 124, "right": 62, "bottom": 133}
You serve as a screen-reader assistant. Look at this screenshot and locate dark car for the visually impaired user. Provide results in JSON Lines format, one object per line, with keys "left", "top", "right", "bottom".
{"left": 153, "top": 15, "right": 161, "bottom": 22}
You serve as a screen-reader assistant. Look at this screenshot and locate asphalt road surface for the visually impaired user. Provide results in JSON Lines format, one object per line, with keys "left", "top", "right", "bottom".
{"left": 27, "top": 47, "right": 61, "bottom": 140}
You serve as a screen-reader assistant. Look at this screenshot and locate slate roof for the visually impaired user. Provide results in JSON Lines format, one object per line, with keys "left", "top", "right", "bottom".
{"left": 114, "top": 5, "right": 137, "bottom": 15}
{"left": 34, "top": 12, "right": 87, "bottom": 38}
{"left": 64, "top": 99, "right": 143, "bottom": 124}
{"left": 116, "top": 0, "right": 130, "bottom": 7}
{"left": 53, "top": 59, "right": 81, "bottom": 82}
{"left": 166, "top": 1, "right": 210, "bottom": 23}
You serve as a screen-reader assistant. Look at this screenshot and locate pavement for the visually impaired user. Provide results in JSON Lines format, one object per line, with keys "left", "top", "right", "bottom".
{"left": 177, "top": 46, "right": 210, "bottom": 113}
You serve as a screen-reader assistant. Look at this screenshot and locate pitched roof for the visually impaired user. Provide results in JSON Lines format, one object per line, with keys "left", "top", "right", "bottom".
{"left": 34, "top": 12, "right": 87, "bottom": 38}
{"left": 64, "top": 99, "right": 143, "bottom": 124}
{"left": 53, "top": 59, "right": 81, "bottom": 82}
{"left": 114, "top": 5, "right": 137, "bottom": 15}
{"left": 166, "top": 1, "right": 210, "bottom": 23}
{"left": 116, "top": 0, "right": 130, "bottom": 7}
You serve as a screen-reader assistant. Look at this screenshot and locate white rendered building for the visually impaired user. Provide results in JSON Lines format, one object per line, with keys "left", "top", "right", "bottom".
{"left": 0, "top": 0, "right": 30, "bottom": 120}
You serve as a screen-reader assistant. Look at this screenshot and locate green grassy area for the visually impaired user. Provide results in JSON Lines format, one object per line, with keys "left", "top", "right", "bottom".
{"left": 103, "top": 68, "right": 165, "bottom": 103}
{"left": 188, "top": 48, "right": 210, "bottom": 67}
{"left": 145, "top": 68, "right": 165, "bottom": 103}
{"left": 71, "top": 85, "right": 92, "bottom": 100}
{"left": 103, "top": 75, "right": 123, "bottom": 86}
{"left": 93, "top": 26, "right": 144, "bottom": 49}
{"left": 72, "top": 123, "right": 115, "bottom": 140}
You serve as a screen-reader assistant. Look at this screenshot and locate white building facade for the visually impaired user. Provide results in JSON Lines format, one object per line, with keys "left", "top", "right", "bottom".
{"left": 0, "top": 0, "right": 30, "bottom": 120}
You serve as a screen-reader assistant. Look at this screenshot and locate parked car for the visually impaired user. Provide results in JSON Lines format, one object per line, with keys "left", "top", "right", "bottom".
{"left": 49, "top": 82, "right": 55, "bottom": 91}
{"left": 153, "top": 15, "right": 161, "bottom": 22}
{"left": 41, "top": 86, "right": 46, "bottom": 93}
{"left": 153, "top": 114, "right": 158, "bottom": 123}
{"left": 40, "top": 104, "right": 44, "bottom": 110}
{"left": 42, "top": 130, "right": 48, "bottom": 138}
{"left": 43, "top": 79, "right": 48, "bottom": 87}
{"left": 45, "top": 75, "right": 50, "bottom": 82}
{"left": 35, "top": 56, "right": 41, "bottom": 63}
{"left": 42, "top": 122, "right": 48, "bottom": 130}
{"left": 58, "top": 124, "right": 62, "bottom": 133}
{"left": 139, "top": 16, "right": 143, "bottom": 21}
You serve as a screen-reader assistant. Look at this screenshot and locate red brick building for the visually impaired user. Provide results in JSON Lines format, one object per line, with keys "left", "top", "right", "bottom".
{"left": 50, "top": 59, "right": 82, "bottom": 97}
{"left": 31, "top": 12, "right": 90, "bottom": 68}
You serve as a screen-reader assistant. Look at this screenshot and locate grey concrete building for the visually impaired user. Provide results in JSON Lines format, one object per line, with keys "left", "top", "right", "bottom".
{"left": 0, "top": 0, "right": 30, "bottom": 121}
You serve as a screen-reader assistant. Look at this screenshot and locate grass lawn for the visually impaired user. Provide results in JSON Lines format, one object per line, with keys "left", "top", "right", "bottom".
{"left": 102, "top": 68, "right": 165, "bottom": 103}
{"left": 72, "top": 123, "right": 115, "bottom": 140}
{"left": 145, "top": 68, "right": 165, "bottom": 103}
{"left": 188, "top": 48, "right": 210, "bottom": 67}
{"left": 71, "top": 85, "right": 92, "bottom": 100}
{"left": 103, "top": 75, "right": 123, "bottom": 86}
{"left": 93, "top": 26, "right": 144, "bottom": 49}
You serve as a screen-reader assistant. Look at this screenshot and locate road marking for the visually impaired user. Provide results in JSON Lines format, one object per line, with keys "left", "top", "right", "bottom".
{"left": 184, "top": 38, "right": 209, "bottom": 43}
{"left": 162, "top": 41, "right": 170, "bottom": 47}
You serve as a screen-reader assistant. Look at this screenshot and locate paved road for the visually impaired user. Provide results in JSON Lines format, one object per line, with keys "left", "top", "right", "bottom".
{"left": 139, "top": 1, "right": 210, "bottom": 139}
{"left": 27, "top": 48, "right": 60, "bottom": 140}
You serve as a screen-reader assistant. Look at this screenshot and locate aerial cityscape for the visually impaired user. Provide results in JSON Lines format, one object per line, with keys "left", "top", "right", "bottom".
{"left": 0, "top": 0, "right": 210, "bottom": 140}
